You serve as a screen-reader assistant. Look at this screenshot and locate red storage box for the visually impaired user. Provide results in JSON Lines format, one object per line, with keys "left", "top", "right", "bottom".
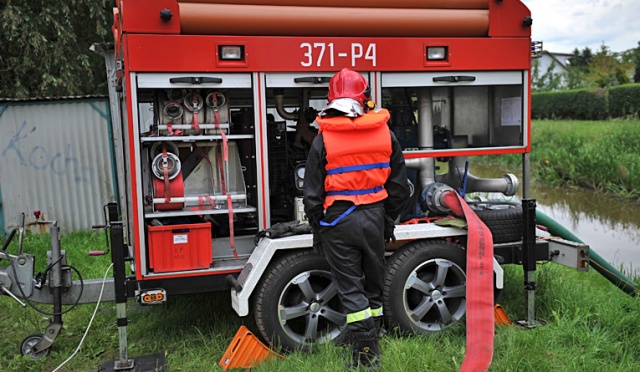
{"left": 148, "top": 222, "right": 212, "bottom": 273}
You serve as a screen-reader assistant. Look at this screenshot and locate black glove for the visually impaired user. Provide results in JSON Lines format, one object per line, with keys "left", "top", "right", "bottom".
{"left": 254, "top": 220, "right": 313, "bottom": 246}
{"left": 384, "top": 214, "right": 396, "bottom": 244}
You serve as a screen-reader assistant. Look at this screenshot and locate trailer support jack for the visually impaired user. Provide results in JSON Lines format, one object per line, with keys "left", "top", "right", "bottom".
{"left": 517, "top": 199, "right": 542, "bottom": 329}
{"left": 101, "top": 203, "right": 166, "bottom": 371}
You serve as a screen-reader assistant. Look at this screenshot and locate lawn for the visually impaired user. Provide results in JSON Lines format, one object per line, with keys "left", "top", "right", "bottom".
{"left": 1, "top": 230, "right": 639, "bottom": 371}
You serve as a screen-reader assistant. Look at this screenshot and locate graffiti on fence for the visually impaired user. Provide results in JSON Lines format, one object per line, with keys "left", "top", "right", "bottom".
{"left": 2, "top": 121, "right": 94, "bottom": 183}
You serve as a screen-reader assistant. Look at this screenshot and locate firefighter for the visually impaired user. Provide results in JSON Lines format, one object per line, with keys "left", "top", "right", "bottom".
{"left": 303, "top": 68, "right": 410, "bottom": 369}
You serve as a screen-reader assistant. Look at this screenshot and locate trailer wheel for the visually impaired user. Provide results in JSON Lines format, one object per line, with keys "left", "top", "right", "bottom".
{"left": 468, "top": 201, "right": 523, "bottom": 243}
{"left": 20, "top": 333, "right": 51, "bottom": 360}
{"left": 253, "top": 250, "right": 346, "bottom": 352}
{"left": 383, "top": 240, "right": 467, "bottom": 335}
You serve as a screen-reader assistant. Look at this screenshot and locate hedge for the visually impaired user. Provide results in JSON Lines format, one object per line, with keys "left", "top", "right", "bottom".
{"left": 608, "top": 84, "right": 640, "bottom": 118}
{"left": 531, "top": 83, "right": 640, "bottom": 120}
{"left": 531, "top": 88, "right": 607, "bottom": 120}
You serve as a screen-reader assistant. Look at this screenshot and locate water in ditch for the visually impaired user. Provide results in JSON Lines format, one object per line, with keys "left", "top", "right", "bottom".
{"left": 469, "top": 162, "right": 640, "bottom": 277}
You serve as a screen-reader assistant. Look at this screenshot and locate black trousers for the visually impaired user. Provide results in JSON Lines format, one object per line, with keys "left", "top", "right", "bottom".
{"left": 319, "top": 201, "right": 385, "bottom": 333}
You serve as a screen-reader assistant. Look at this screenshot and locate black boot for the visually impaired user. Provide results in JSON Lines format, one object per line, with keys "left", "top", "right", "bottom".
{"left": 373, "top": 317, "right": 386, "bottom": 338}
{"left": 350, "top": 328, "right": 380, "bottom": 371}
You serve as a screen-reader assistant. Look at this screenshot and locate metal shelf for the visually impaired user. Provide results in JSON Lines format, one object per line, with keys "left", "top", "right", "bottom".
{"left": 145, "top": 206, "right": 257, "bottom": 218}
{"left": 141, "top": 134, "right": 254, "bottom": 142}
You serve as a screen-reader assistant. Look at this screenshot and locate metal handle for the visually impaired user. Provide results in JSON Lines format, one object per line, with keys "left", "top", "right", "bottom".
{"left": 17, "top": 213, "right": 25, "bottom": 255}
{"left": 432, "top": 75, "right": 476, "bottom": 83}
{"left": 294, "top": 76, "right": 332, "bottom": 84}
{"left": 169, "top": 77, "right": 223, "bottom": 84}
{"left": 0, "top": 284, "right": 26, "bottom": 307}
{"left": 1, "top": 229, "right": 17, "bottom": 252}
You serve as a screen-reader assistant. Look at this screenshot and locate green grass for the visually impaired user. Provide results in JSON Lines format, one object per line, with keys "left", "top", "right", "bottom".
{"left": 1, "top": 231, "right": 640, "bottom": 371}
{"left": 483, "top": 119, "right": 640, "bottom": 200}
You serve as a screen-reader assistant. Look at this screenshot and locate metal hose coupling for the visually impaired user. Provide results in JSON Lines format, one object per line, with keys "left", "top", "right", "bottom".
{"left": 420, "top": 183, "right": 456, "bottom": 214}
{"left": 502, "top": 173, "right": 519, "bottom": 196}
{"left": 205, "top": 91, "right": 226, "bottom": 108}
{"left": 183, "top": 91, "right": 204, "bottom": 112}
{"left": 163, "top": 101, "right": 184, "bottom": 120}
{"left": 151, "top": 152, "right": 181, "bottom": 180}
{"left": 166, "top": 89, "right": 186, "bottom": 101}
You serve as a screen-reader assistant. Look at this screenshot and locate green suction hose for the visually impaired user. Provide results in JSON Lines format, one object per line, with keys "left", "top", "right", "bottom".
{"left": 535, "top": 210, "right": 638, "bottom": 296}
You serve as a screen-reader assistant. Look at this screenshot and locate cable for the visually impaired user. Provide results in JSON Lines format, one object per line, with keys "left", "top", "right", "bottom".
{"left": 52, "top": 263, "right": 114, "bottom": 372}
{"left": 8, "top": 256, "right": 84, "bottom": 316}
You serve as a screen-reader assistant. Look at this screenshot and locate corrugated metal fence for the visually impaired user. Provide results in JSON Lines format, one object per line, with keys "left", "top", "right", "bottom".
{"left": 0, "top": 99, "right": 116, "bottom": 233}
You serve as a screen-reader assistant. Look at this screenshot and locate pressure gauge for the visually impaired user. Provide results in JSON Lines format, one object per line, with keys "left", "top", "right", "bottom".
{"left": 294, "top": 165, "right": 306, "bottom": 190}
{"left": 296, "top": 167, "right": 305, "bottom": 179}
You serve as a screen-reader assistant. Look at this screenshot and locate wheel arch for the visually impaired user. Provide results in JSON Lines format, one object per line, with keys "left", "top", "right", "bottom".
{"left": 231, "top": 234, "right": 314, "bottom": 316}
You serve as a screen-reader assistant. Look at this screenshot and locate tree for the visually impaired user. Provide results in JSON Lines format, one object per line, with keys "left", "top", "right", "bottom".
{"left": 568, "top": 47, "right": 593, "bottom": 71}
{"left": 585, "top": 44, "right": 632, "bottom": 88}
{"left": 532, "top": 59, "right": 563, "bottom": 92}
{"left": 0, "top": 1, "right": 111, "bottom": 99}
{"left": 565, "top": 47, "right": 593, "bottom": 89}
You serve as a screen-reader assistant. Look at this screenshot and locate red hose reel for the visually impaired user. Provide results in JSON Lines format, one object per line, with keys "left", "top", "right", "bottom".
{"left": 151, "top": 144, "right": 185, "bottom": 211}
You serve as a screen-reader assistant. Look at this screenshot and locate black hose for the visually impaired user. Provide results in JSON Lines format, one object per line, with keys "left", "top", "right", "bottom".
{"left": 9, "top": 256, "right": 84, "bottom": 316}
{"left": 2, "top": 229, "right": 17, "bottom": 251}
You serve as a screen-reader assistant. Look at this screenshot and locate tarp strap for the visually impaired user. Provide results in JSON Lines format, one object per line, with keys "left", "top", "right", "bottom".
{"left": 326, "top": 162, "right": 390, "bottom": 175}
{"left": 319, "top": 205, "right": 357, "bottom": 227}
{"left": 326, "top": 186, "right": 383, "bottom": 196}
{"left": 162, "top": 145, "right": 171, "bottom": 203}
{"left": 213, "top": 93, "right": 236, "bottom": 257}
{"left": 191, "top": 89, "right": 200, "bottom": 132}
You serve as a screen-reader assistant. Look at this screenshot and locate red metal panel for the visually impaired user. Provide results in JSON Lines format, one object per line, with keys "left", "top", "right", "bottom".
{"left": 403, "top": 147, "right": 527, "bottom": 160}
{"left": 117, "top": 0, "right": 180, "bottom": 34}
{"left": 141, "top": 268, "right": 241, "bottom": 280}
{"left": 256, "top": 74, "right": 268, "bottom": 230}
{"left": 125, "top": 35, "right": 531, "bottom": 72}
{"left": 489, "top": 0, "right": 532, "bottom": 37}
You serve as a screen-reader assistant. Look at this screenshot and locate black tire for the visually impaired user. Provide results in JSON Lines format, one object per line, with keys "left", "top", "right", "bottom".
{"left": 468, "top": 201, "right": 523, "bottom": 243}
{"left": 20, "top": 333, "right": 50, "bottom": 360}
{"left": 253, "top": 250, "right": 346, "bottom": 352}
{"left": 383, "top": 240, "right": 467, "bottom": 335}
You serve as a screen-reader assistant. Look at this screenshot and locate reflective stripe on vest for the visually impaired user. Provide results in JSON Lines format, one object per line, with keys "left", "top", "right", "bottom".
{"left": 326, "top": 162, "right": 390, "bottom": 175}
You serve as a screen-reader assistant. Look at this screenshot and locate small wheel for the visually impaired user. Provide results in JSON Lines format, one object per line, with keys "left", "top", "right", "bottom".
{"left": 20, "top": 333, "right": 51, "bottom": 360}
{"left": 468, "top": 201, "right": 523, "bottom": 243}
{"left": 383, "top": 240, "right": 467, "bottom": 335}
{"left": 253, "top": 250, "right": 346, "bottom": 352}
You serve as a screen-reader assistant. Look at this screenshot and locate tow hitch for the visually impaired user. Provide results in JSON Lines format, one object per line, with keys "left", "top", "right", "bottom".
{"left": 0, "top": 215, "right": 68, "bottom": 359}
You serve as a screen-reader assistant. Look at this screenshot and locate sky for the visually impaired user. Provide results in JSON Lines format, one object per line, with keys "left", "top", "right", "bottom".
{"left": 521, "top": 0, "right": 640, "bottom": 54}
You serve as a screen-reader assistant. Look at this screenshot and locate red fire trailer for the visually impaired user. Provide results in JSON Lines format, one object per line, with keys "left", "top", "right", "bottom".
{"left": 0, "top": 1, "right": 590, "bottom": 368}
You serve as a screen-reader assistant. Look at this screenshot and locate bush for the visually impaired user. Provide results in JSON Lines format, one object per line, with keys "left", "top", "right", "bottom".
{"left": 608, "top": 84, "right": 640, "bottom": 118}
{"left": 532, "top": 88, "right": 607, "bottom": 120}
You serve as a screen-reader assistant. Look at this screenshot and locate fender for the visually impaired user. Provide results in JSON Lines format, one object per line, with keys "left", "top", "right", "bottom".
{"left": 230, "top": 223, "right": 504, "bottom": 317}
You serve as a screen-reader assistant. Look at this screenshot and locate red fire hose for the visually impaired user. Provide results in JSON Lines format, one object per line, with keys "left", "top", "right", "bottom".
{"left": 443, "top": 191, "right": 494, "bottom": 372}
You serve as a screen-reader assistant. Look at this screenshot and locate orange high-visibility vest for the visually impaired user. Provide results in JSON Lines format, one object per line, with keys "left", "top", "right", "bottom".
{"left": 317, "top": 109, "right": 392, "bottom": 209}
